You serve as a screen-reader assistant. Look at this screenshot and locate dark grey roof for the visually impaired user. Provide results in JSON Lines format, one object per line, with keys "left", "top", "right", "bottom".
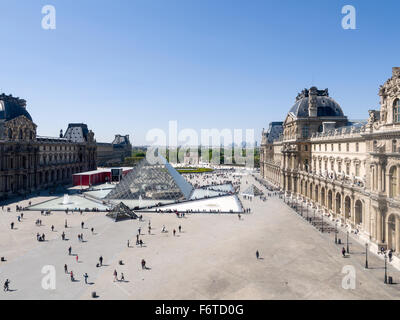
{"left": 289, "top": 88, "right": 344, "bottom": 118}
{"left": 0, "top": 94, "right": 32, "bottom": 122}
{"left": 64, "top": 123, "right": 89, "bottom": 143}
{"left": 265, "top": 122, "right": 283, "bottom": 143}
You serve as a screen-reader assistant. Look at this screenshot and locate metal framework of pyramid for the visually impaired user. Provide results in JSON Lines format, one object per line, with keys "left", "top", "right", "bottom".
{"left": 241, "top": 184, "right": 264, "bottom": 197}
{"left": 106, "top": 202, "right": 139, "bottom": 222}
{"left": 105, "top": 156, "right": 194, "bottom": 202}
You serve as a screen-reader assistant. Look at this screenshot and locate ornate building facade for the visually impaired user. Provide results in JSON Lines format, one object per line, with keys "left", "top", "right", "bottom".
{"left": 97, "top": 134, "right": 132, "bottom": 167}
{"left": 260, "top": 67, "right": 400, "bottom": 258}
{"left": 0, "top": 94, "right": 97, "bottom": 199}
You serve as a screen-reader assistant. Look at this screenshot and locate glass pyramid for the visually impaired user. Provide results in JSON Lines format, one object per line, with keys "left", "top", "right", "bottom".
{"left": 241, "top": 185, "right": 264, "bottom": 197}
{"left": 106, "top": 202, "right": 139, "bottom": 222}
{"left": 105, "top": 156, "right": 194, "bottom": 202}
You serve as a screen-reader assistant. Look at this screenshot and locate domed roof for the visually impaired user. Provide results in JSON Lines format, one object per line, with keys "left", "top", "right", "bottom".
{"left": 0, "top": 94, "right": 32, "bottom": 122}
{"left": 288, "top": 87, "right": 344, "bottom": 118}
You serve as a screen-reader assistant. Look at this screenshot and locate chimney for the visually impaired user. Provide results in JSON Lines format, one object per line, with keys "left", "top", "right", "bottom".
{"left": 308, "top": 87, "right": 318, "bottom": 117}
{"left": 393, "top": 67, "right": 400, "bottom": 78}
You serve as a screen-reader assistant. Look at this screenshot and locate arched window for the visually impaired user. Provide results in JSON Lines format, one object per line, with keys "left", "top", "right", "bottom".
{"left": 390, "top": 166, "right": 398, "bottom": 198}
{"left": 394, "top": 99, "right": 400, "bottom": 123}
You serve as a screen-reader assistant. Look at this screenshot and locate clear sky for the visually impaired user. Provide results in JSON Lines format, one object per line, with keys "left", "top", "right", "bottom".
{"left": 0, "top": 0, "right": 399, "bottom": 145}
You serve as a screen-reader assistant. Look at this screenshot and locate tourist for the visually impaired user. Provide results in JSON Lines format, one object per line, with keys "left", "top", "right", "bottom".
{"left": 178, "top": 225, "right": 182, "bottom": 233}
{"left": 173, "top": 229, "right": 176, "bottom": 236}
{"left": 141, "top": 259, "right": 146, "bottom": 269}
{"left": 76, "top": 255, "right": 79, "bottom": 263}
{"left": 81, "top": 222, "right": 84, "bottom": 229}
{"left": 91, "top": 227, "right": 94, "bottom": 234}
{"left": 83, "top": 273, "right": 89, "bottom": 284}
{"left": 51, "top": 225, "right": 54, "bottom": 232}
{"left": 342, "top": 247, "right": 346, "bottom": 257}
{"left": 99, "top": 256, "right": 103, "bottom": 266}
{"left": 113, "top": 270, "right": 118, "bottom": 282}
{"left": 64, "top": 264, "right": 68, "bottom": 274}
{"left": 70, "top": 271, "right": 74, "bottom": 282}
{"left": 62, "top": 232, "right": 65, "bottom": 241}
{"left": 120, "top": 273, "right": 125, "bottom": 282}
{"left": 389, "top": 250, "right": 393, "bottom": 262}
{"left": 65, "top": 220, "right": 68, "bottom": 228}
{"left": 68, "top": 246, "right": 72, "bottom": 255}
{"left": 10, "top": 222, "right": 14, "bottom": 230}
{"left": 256, "top": 250, "right": 260, "bottom": 259}
{"left": 3, "top": 279, "right": 10, "bottom": 292}
{"left": 127, "top": 240, "right": 130, "bottom": 248}
{"left": 139, "top": 239, "right": 143, "bottom": 247}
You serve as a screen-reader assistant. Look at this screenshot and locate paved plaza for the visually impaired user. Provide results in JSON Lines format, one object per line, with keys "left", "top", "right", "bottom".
{"left": 1, "top": 171, "right": 400, "bottom": 299}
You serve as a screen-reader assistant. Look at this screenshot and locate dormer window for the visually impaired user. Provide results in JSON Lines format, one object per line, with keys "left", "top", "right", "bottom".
{"left": 394, "top": 99, "right": 400, "bottom": 123}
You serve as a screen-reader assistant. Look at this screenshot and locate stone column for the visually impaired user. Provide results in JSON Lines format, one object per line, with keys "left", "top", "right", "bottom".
{"left": 377, "top": 163, "right": 382, "bottom": 192}
{"left": 377, "top": 209, "right": 382, "bottom": 243}
{"left": 397, "top": 165, "right": 400, "bottom": 197}
{"left": 396, "top": 216, "right": 400, "bottom": 253}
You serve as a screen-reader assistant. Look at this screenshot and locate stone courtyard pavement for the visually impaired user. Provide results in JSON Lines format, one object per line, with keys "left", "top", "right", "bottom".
{"left": 1, "top": 173, "right": 400, "bottom": 299}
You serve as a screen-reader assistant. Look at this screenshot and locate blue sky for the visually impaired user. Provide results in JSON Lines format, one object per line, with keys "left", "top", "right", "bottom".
{"left": 0, "top": 0, "right": 399, "bottom": 145}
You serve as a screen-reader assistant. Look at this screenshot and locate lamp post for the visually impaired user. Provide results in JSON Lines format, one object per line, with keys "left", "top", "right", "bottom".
{"left": 346, "top": 231, "right": 349, "bottom": 254}
{"left": 321, "top": 211, "right": 324, "bottom": 233}
{"left": 313, "top": 206, "right": 316, "bottom": 226}
{"left": 365, "top": 243, "right": 368, "bottom": 269}
{"left": 334, "top": 221, "right": 337, "bottom": 244}
{"left": 384, "top": 253, "right": 388, "bottom": 284}
{"left": 300, "top": 200, "right": 303, "bottom": 217}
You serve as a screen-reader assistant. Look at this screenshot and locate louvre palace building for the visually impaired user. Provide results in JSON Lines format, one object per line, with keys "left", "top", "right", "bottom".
{"left": 260, "top": 67, "right": 400, "bottom": 257}
{"left": 0, "top": 94, "right": 97, "bottom": 199}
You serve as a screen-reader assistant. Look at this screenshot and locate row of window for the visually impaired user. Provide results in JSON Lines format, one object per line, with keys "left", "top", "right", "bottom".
{"left": 312, "top": 158, "right": 362, "bottom": 176}
{"left": 41, "top": 145, "right": 77, "bottom": 151}
{"left": 312, "top": 142, "right": 360, "bottom": 152}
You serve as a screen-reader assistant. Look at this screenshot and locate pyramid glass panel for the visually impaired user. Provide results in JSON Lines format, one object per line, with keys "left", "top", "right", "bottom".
{"left": 105, "top": 156, "right": 194, "bottom": 203}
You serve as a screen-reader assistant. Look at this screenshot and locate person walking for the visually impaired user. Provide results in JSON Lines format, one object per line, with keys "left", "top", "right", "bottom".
{"left": 62, "top": 232, "right": 65, "bottom": 241}
{"left": 3, "top": 279, "right": 10, "bottom": 292}
{"left": 91, "top": 227, "right": 94, "bottom": 234}
{"left": 81, "top": 222, "right": 84, "bottom": 229}
{"left": 342, "top": 247, "right": 346, "bottom": 257}
{"left": 65, "top": 219, "right": 68, "bottom": 228}
{"left": 70, "top": 271, "right": 74, "bottom": 282}
{"left": 173, "top": 229, "right": 176, "bottom": 237}
{"left": 113, "top": 269, "right": 118, "bottom": 282}
{"left": 178, "top": 225, "right": 182, "bottom": 233}
{"left": 83, "top": 273, "right": 89, "bottom": 284}
{"left": 76, "top": 255, "right": 79, "bottom": 263}
{"left": 127, "top": 240, "right": 130, "bottom": 248}
{"left": 68, "top": 246, "right": 72, "bottom": 255}
{"left": 99, "top": 256, "right": 103, "bottom": 266}
{"left": 51, "top": 225, "right": 54, "bottom": 232}
{"left": 120, "top": 273, "right": 125, "bottom": 282}
{"left": 64, "top": 264, "right": 68, "bottom": 274}
{"left": 10, "top": 222, "right": 14, "bottom": 230}
{"left": 256, "top": 250, "right": 260, "bottom": 259}
{"left": 141, "top": 259, "right": 146, "bottom": 269}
